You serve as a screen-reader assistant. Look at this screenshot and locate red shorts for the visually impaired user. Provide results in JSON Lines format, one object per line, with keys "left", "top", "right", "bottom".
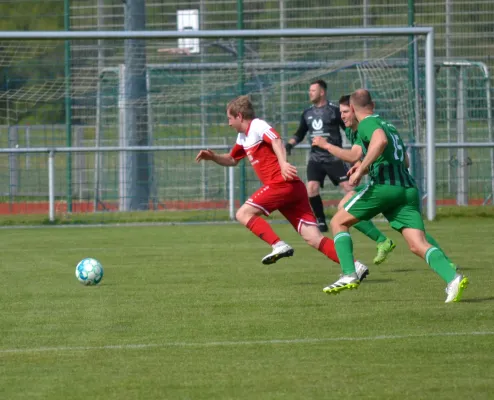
{"left": 245, "top": 180, "right": 317, "bottom": 233}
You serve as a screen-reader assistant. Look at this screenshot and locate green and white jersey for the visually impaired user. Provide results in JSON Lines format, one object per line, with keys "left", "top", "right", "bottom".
{"left": 355, "top": 114, "right": 416, "bottom": 187}
{"left": 344, "top": 127, "right": 358, "bottom": 146}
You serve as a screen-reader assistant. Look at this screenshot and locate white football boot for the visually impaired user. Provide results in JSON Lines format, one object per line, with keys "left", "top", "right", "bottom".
{"left": 261, "top": 243, "right": 294, "bottom": 265}
{"left": 445, "top": 273, "right": 469, "bottom": 303}
{"left": 354, "top": 260, "right": 369, "bottom": 282}
{"left": 323, "top": 273, "right": 360, "bottom": 294}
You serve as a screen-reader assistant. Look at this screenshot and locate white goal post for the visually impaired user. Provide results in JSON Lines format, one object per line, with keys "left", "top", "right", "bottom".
{"left": 0, "top": 27, "right": 437, "bottom": 220}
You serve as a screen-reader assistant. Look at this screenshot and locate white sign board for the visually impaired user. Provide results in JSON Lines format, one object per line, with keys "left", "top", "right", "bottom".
{"left": 177, "top": 9, "right": 199, "bottom": 54}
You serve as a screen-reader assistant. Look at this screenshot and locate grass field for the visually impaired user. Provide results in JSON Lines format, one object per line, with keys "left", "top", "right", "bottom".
{"left": 1, "top": 219, "right": 493, "bottom": 399}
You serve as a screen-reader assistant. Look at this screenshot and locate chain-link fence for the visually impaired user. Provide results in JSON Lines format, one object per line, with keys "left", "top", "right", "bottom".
{"left": 0, "top": 1, "right": 493, "bottom": 222}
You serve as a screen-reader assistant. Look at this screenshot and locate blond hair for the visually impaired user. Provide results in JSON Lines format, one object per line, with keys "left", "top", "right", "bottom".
{"left": 350, "top": 89, "right": 373, "bottom": 109}
{"left": 226, "top": 95, "right": 256, "bottom": 120}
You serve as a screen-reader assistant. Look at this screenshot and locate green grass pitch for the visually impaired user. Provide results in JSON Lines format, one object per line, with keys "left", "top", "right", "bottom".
{"left": 0, "top": 219, "right": 493, "bottom": 399}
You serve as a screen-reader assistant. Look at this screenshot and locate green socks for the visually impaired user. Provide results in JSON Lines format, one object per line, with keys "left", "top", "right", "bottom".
{"left": 425, "top": 233, "right": 452, "bottom": 264}
{"left": 425, "top": 247, "right": 456, "bottom": 282}
{"left": 354, "top": 220, "right": 387, "bottom": 243}
{"left": 334, "top": 232, "right": 356, "bottom": 275}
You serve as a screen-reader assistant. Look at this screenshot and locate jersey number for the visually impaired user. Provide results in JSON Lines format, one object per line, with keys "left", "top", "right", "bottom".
{"left": 390, "top": 134, "right": 404, "bottom": 161}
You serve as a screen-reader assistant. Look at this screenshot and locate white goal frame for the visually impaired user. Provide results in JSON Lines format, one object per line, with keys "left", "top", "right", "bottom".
{"left": 0, "top": 27, "right": 437, "bottom": 220}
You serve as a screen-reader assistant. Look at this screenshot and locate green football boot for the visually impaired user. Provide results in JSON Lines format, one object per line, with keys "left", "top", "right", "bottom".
{"left": 373, "top": 238, "right": 396, "bottom": 265}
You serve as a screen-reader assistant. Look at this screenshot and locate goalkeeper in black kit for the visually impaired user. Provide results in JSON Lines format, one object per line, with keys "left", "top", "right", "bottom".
{"left": 285, "top": 79, "right": 352, "bottom": 232}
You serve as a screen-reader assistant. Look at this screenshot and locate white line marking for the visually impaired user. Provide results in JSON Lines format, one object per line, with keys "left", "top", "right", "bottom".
{"left": 0, "top": 220, "right": 294, "bottom": 231}
{"left": 0, "top": 221, "right": 239, "bottom": 230}
{"left": 1, "top": 331, "right": 492, "bottom": 355}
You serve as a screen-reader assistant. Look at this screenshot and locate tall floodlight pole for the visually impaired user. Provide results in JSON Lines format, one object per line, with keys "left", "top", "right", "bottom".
{"left": 122, "top": 0, "right": 149, "bottom": 210}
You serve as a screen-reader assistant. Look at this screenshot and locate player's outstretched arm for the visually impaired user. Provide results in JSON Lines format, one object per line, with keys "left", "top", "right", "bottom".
{"left": 195, "top": 149, "right": 238, "bottom": 167}
{"left": 347, "top": 160, "right": 362, "bottom": 177}
{"left": 404, "top": 151, "right": 410, "bottom": 168}
{"left": 358, "top": 129, "right": 387, "bottom": 172}
{"left": 286, "top": 114, "right": 308, "bottom": 155}
{"left": 272, "top": 138, "right": 298, "bottom": 180}
{"left": 312, "top": 136, "right": 362, "bottom": 163}
{"left": 349, "top": 129, "right": 387, "bottom": 186}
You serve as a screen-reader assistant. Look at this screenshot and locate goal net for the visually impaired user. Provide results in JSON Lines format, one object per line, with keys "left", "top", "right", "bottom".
{"left": 0, "top": 34, "right": 437, "bottom": 222}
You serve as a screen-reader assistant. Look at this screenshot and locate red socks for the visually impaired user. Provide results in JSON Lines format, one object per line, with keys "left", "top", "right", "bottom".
{"left": 318, "top": 237, "right": 340, "bottom": 263}
{"left": 246, "top": 216, "right": 341, "bottom": 266}
{"left": 246, "top": 216, "right": 280, "bottom": 246}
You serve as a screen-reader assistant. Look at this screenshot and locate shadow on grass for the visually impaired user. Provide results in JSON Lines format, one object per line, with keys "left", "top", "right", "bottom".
{"left": 295, "top": 279, "right": 393, "bottom": 286}
{"left": 295, "top": 282, "right": 323, "bottom": 286}
{"left": 390, "top": 267, "right": 481, "bottom": 274}
{"left": 389, "top": 269, "right": 417, "bottom": 273}
{"left": 455, "top": 266, "right": 483, "bottom": 271}
{"left": 461, "top": 296, "right": 494, "bottom": 303}
{"left": 363, "top": 279, "right": 394, "bottom": 284}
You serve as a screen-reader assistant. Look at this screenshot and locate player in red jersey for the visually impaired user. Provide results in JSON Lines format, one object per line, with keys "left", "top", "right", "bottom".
{"left": 195, "top": 95, "right": 369, "bottom": 281}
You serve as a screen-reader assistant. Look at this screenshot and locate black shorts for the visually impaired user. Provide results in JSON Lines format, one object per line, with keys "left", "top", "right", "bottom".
{"left": 306, "top": 160, "right": 349, "bottom": 188}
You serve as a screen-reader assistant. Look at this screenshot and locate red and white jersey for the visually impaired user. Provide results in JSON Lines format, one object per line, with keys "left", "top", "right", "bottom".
{"left": 230, "top": 118, "right": 299, "bottom": 185}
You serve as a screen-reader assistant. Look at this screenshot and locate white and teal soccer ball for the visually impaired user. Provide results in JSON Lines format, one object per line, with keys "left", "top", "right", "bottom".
{"left": 75, "top": 258, "right": 104, "bottom": 286}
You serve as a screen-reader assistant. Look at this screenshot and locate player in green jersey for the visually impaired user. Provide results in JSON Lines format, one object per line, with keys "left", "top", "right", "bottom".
{"left": 323, "top": 89, "right": 468, "bottom": 303}
{"left": 312, "top": 95, "right": 396, "bottom": 265}
{"left": 314, "top": 94, "right": 458, "bottom": 275}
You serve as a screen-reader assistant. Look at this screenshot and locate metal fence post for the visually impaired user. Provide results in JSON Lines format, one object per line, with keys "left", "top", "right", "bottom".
{"left": 229, "top": 166, "right": 235, "bottom": 220}
{"left": 456, "top": 67, "right": 468, "bottom": 205}
{"left": 74, "top": 126, "right": 85, "bottom": 201}
{"left": 8, "top": 126, "right": 18, "bottom": 204}
{"left": 48, "top": 151, "right": 55, "bottom": 222}
{"left": 425, "top": 29, "right": 436, "bottom": 221}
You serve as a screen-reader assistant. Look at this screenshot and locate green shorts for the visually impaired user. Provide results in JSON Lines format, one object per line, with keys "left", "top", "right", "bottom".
{"left": 344, "top": 183, "right": 424, "bottom": 231}
{"left": 353, "top": 184, "right": 367, "bottom": 193}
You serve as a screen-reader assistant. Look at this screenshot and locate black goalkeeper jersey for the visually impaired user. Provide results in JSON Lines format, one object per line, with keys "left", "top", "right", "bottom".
{"left": 292, "top": 101, "right": 346, "bottom": 163}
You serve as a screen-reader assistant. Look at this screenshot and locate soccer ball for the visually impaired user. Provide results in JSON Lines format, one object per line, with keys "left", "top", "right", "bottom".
{"left": 75, "top": 258, "right": 104, "bottom": 286}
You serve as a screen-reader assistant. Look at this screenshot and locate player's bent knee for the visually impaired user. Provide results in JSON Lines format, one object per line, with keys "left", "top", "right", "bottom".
{"left": 330, "top": 209, "right": 358, "bottom": 233}
{"left": 235, "top": 209, "right": 247, "bottom": 225}
{"left": 235, "top": 206, "right": 259, "bottom": 225}
{"left": 330, "top": 218, "right": 340, "bottom": 231}
{"left": 305, "top": 235, "right": 322, "bottom": 249}
{"left": 407, "top": 238, "right": 430, "bottom": 257}
{"left": 407, "top": 242, "right": 421, "bottom": 255}
{"left": 407, "top": 242, "right": 429, "bottom": 259}
{"left": 337, "top": 192, "right": 355, "bottom": 210}
{"left": 402, "top": 228, "right": 429, "bottom": 258}
{"left": 306, "top": 181, "right": 320, "bottom": 197}
{"left": 330, "top": 211, "right": 345, "bottom": 227}
{"left": 340, "top": 181, "right": 352, "bottom": 193}
{"left": 299, "top": 223, "right": 322, "bottom": 248}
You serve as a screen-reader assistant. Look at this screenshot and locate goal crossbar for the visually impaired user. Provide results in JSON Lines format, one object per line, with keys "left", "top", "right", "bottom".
{"left": 0, "top": 27, "right": 433, "bottom": 40}
{"left": 0, "top": 27, "right": 437, "bottom": 220}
